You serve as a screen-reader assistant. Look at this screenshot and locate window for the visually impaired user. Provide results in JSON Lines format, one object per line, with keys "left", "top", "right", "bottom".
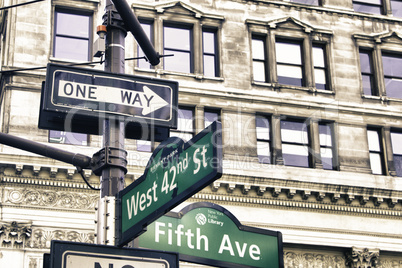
{"left": 170, "top": 107, "right": 194, "bottom": 142}
{"left": 256, "top": 115, "right": 271, "bottom": 164}
{"left": 353, "top": 0, "right": 384, "bottom": 15}
{"left": 252, "top": 36, "right": 267, "bottom": 82}
{"left": 319, "top": 123, "right": 335, "bottom": 170}
{"left": 356, "top": 31, "right": 402, "bottom": 100}
{"left": 203, "top": 29, "right": 219, "bottom": 77}
{"left": 164, "top": 25, "right": 192, "bottom": 73}
{"left": 382, "top": 53, "right": 402, "bottom": 99}
{"left": 138, "top": 21, "right": 153, "bottom": 69}
{"left": 281, "top": 120, "right": 310, "bottom": 167}
{"left": 133, "top": 2, "right": 223, "bottom": 77}
{"left": 204, "top": 109, "right": 220, "bottom": 128}
{"left": 54, "top": 9, "right": 92, "bottom": 61}
{"left": 49, "top": 131, "right": 88, "bottom": 146}
{"left": 248, "top": 17, "right": 333, "bottom": 91}
{"left": 313, "top": 44, "right": 328, "bottom": 90}
{"left": 391, "top": 0, "right": 402, "bottom": 17}
{"left": 276, "top": 40, "right": 304, "bottom": 87}
{"left": 359, "top": 50, "right": 375, "bottom": 96}
{"left": 391, "top": 131, "right": 402, "bottom": 176}
{"left": 367, "top": 129, "right": 385, "bottom": 175}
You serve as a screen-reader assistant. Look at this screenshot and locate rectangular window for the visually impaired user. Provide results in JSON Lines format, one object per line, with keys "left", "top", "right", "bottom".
{"left": 391, "top": 0, "right": 402, "bottom": 17}
{"left": 353, "top": 0, "right": 384, "bottom": 15}
{"left": 170, "top": 107, "right": 194, "bottom": 141}
{"left": 391, "top": 131, "right": 402, "bottom": 177}
{"left": 252, "top": 36, "right": 267, "bottom": 82}
{"left": 49, "top": 130, "right": 88, "bottom": 146}
{"left": 367, "top": 129, "right": 385, "bottom": 175}
{"left": 54, "top": 9, "right": 92, "bottom": 61}
{"left": 276, "top": 40, "right": 303, "bottom": 87}
{"left": 319, "top": 123, "right": 334, "bottom": 170}
{"left": 163, "top": 25, "right": 192, "bottom": 73}
{"left": 138, "top": 21, "right": 153, "bottom": 69}
{"left": 281, "top": 120, "right": 310, "bottom": 167}
{"left": 203, "top": 29, "right": 219, "bottom": 77}
{"left": 204, "top": 109, "right": 220, "bottom": 128}
{"left": 137, "top": 140, "right": 152, "bottom": 152}
{"left": 382, "top": 53, "right": 402, "bottom": 99}
{"left": 313, "top": 44, "right": 328, "bottom": 90}
{"left": 256, "top": 115, "right": 271, "bottom": 164}
{"left": 359, "top": 50, "right": 375, "bottom": 96}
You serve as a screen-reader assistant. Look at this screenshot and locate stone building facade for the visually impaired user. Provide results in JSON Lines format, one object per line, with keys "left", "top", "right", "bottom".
{"left": 0, "top": 0, "right": 401, "bottom": 267}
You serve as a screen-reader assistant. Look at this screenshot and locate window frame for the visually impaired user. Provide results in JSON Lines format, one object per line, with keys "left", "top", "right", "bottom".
{"left": 247, "top": 17, "right": 334, "bottom": 93}
{"left": 133, "top": 3, "right": 224, "bottom": 79}
{"left": 367, "top": 127, "right": 386, "bottom": 175}
{"left": 355, "top": 31, "right": 402, "bottom": 102}
{"left": 256, "top": 114, "right": 272, "bottom": 164}
{"left": 52, "top": 7, "right": 93, "bottom": 62}
{"left": 170, "top": 106, "right": 195, "bottom": 142}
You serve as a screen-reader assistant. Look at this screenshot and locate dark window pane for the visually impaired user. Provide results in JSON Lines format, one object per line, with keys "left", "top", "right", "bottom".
{"left": 204, "top": 55, "right": 216, "bottom": 77}
{"left": 56, "top": 12, "right": 89, "bottom": 38}
{"left": 394, "top": 155, "right": 402, "bottom": 176}
{"left": 360, "top": 52, "right": 372, "bottom": 73}
{"left": 391, "top": 0, "right": 402, "bottom": 17}
{"left": 362, "top": 75, "right": 374, "bottom": 95}
{"left": 54, "top": 37, "right": 89, "bottom": 61}
{"left": 384, "top": 78, "right": 402, "bottom": 98}
{"left": 138, "top": 22, "right": 152, "bottom": 69}
{"left": 164, "top": 26, "right": 192, "bottom": 73}
{"left": 382, "top": 54, "right": 402, "bottom": 77}
{"left": 205, "top": 110, "right": 219, "bottom": 127}
{"left": 49, "top": 130, "right": 88, "bottom": 146}
{"left": 164, "top": 49, "right": 191, "bottom": 73}
{"left": 203, "top": 31, "right": 215, "bottom": 54}
{"left": 283, "top": 144, "right": 309, "bottom": 167}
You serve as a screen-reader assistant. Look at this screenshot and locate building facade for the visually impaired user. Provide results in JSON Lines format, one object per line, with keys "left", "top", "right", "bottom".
{"left": 0, "top": 0, "right": 401, "bottom": 267}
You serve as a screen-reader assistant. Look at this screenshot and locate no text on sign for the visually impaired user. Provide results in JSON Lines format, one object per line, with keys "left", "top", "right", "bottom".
{"left": 43, "top": 63, "right": 178, "bottom": 128}
{"left": 117, "top": 121, "right": 223, "bottom": 246}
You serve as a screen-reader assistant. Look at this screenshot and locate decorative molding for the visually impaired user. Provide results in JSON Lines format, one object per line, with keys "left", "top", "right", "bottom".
{"left": 284, "top": 251, "right": 346, "bottom": 267}
{"left": 346, "top": 247, "right": 380, "bottom": 268}
{"left": 0, "top": 221, "right": 95, "bottom": 250}
{"left": 2, "top": 187, "right": 98, "bottom": 211}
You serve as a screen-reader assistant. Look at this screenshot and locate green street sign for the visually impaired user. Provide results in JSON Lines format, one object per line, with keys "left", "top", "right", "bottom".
{"left": 117, "top": 121, "right": 222, "bottom": 246}
{"left": 134, "top": 202, "right": 284, "bottom": 268}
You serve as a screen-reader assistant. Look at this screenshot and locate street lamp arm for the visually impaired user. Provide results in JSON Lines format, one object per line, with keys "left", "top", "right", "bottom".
{"left": 0, "top": 132, "right": 92, "bottom": 169}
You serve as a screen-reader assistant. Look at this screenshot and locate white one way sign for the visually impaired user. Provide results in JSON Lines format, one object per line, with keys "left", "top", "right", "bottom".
{"left": 58, "top": 80, "right": 168, "bottom": 116}
{"left": 44, "top": 64, "right": 178, "bottom": 128}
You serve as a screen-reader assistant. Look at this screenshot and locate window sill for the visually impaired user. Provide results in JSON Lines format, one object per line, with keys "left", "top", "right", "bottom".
{"left": 49, "top": 57, "right": 98, "bottom": 68}
{"left": 134, "top": 67, "right": 224, "bottom": 82}
{"left": 252, "top": 81, "right": 335, "bottom": 95}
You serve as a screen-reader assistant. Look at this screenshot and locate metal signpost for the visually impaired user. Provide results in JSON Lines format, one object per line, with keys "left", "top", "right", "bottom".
{"left": 45, "top": 240, "right": 179, "bottom": 268}
{"left": 116, "top": 121, "right": 223, "bottom": 246}
{"left": 134, "top": 202, "right": 284, "bottom": 268}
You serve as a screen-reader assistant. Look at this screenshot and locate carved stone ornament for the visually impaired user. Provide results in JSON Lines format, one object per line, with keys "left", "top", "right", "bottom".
{"left": 346, "top": 247, "right": 380, "bottom": 268}
{"left": 0, "top": 221, "right": 32, "bottom": 249}
{"left": 284, "top": 251, "right": 347, "bottom": 267}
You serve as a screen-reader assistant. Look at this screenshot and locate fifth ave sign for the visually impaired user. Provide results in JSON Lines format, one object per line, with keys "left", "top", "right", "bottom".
{"left": 43, "top": 63, "right": 178, "bottom": 128}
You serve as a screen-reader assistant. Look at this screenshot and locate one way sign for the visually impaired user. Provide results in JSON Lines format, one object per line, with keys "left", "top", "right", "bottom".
{"left": 41, "top": 63, "right": 178, "bottom": 128}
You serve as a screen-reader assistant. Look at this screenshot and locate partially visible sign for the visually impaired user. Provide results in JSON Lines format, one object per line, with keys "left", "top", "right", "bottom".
{"left": 46, "top": 240, "right": 178, "bottom": 268}
{"left": 135, "top": 202, "right": 284, "bottom": 268}
{"left": 117, "top": 121, "right": 222, "bottom": 246}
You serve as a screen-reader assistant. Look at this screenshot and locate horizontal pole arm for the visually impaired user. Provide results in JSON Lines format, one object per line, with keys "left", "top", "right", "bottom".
{"left": 111, "top": 0, "right": 160, "bottom": 66}
{"left": 0, "top": 132, "right": 92, "bottom": 169}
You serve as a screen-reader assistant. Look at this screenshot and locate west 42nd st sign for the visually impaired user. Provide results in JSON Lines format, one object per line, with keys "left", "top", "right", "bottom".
{"left": 134, "top": 202, "right": 284, "bottom": 268}
{"left": 117, "top": 121, "right": 222, "bottom": 246}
